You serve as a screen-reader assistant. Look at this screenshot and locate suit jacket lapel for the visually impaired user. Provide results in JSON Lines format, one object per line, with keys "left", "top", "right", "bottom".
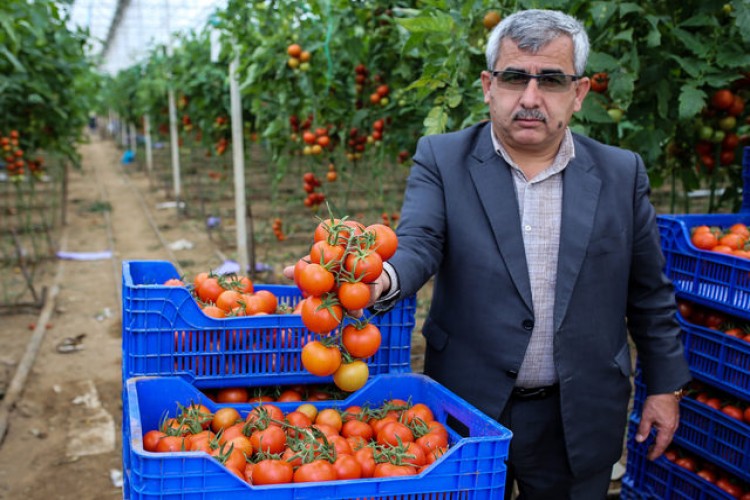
{"left": 554, "top": 150, "right": 601, "bottom": 330}
{"left": 469, "top": 127, "right": 534, "bottom": 312}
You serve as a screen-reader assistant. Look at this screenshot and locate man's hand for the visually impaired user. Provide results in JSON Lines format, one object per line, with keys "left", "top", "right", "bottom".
{"left": 635, "top": 393, "right": 680, "bottom": 460}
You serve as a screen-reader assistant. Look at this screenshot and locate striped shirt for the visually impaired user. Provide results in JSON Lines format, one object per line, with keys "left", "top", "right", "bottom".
{"left": 490, "top": 127, "right": 575, "bottom": 388}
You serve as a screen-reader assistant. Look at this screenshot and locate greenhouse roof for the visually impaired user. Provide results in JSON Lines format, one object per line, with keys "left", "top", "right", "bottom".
{"left": 65, "top": 0, "right": 226, "bottom": 74}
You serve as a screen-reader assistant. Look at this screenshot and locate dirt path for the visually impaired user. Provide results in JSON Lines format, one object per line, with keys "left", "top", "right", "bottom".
{"left": 0, "top": 136, "right": 218, "bottom": 499}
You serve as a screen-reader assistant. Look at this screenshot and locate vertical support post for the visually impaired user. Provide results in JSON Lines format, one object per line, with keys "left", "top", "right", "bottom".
{"left": 229, "top": 54, "right": 249, "bottom": 274}
{"left": 143, "top": 115, "right": 154, "bottom": 176}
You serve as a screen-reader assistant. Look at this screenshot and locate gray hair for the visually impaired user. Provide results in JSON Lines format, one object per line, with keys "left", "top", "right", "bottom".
{"left": 485, "top": 9, "right": 590, "bottom": 76}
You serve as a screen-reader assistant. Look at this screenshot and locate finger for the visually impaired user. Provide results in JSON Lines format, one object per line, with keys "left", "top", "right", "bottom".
{"left": 635, "top": 419, "right": 651, "bottom": 444}
{"left": 647, "top": 430, "right": 673, "bottom": 461}
{"left": 282, "top": 265, "right": 295, "bottom": 280}
{"left": 348, "top": 308, "right": 364, "bottom": 319}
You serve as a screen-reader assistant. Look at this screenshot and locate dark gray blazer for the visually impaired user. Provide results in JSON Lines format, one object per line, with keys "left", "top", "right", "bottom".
{"left": 387, "top": 121, "right": 691, "bottom": 477}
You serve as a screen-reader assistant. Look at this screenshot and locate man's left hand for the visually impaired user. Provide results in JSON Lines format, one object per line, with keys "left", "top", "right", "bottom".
{"left": 635, "top": 393, "right": 680, "bottom": 460}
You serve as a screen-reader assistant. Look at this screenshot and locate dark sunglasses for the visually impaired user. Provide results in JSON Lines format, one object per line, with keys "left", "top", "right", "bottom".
{"left": 490, "top": 70, "right": 581, "bottom": 92}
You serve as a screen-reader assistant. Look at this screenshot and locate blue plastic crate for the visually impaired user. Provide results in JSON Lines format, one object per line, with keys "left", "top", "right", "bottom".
{"left": 657, "top": 213, "right": 750, "bottom": 320}
{"left": 624, "top": 418, "right": 740, "bottom": 500}
{"left": 122, "top": 260, "right": 417, "bottom": 388}
{"left": 620, "top": 475, "right": 647, "bottom": 499}
{"left": 124, "top": 373, "right": 512, "bottom": 500}
{"left": 676, "top": 311, "right": 750, "bottom": 401}
{"left": 632, "top": 373, "right": 750, "bottom": 483}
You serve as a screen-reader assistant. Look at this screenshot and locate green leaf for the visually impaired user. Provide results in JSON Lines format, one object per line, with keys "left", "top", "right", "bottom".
{"left": 609, "top": 72, "right": 635, "bottom": 102}
{"left": 644, "top": 15, "right": 663, "bottom": 47}
{"left": 395, "top": 11, "right": 454, "bottom": 34}
{"left": 612, "top": 29, "right": 633, "bottom": 44}
{"left": 445, "top": 86, "right": 462, "bottom": 108}
{"left": 590, "top": 1, "right": 617, "bottom": 28}
{"left": 678, "top": 85, "right": 706, "bottom": 120}
{"left": 735, "top": 0, "right": 750, "bottom": 43}
{"left": 0, "top": 46, "right": 25, "bottom": 73}
{"left": 679, "top": 14, "right": 719, "bottom": 28}
{"left": 671, "top": 28, "right": 709, "bottom": 58}
{"left": 716, "top": 44, "right": 750, "bottom": 69}
{"left": 669, "top": 55, "right": 703, "bottom": 79}
{"left": 579, "top": 97, "right": 612, "bottom": 124}
{"left": 619, "top": 3, "right": 644, "bottom": 16}
{"left": 586, "top": 51, "right": 620, "bottom": 73}
{"left": 423, "top": 105, "right": 448, "bottom": 135}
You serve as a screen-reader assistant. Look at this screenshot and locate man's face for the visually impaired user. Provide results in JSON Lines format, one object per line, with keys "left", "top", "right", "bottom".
{"left": 480, "top": 36, "right": 590, "bottom": 156}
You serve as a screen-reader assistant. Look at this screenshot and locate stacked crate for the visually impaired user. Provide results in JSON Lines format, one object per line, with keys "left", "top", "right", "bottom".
{"left": 623, "top": 148, "right": 750, "bottom": 498}
{"left": 120, "top": 260, "right": 512, "bottom": 499}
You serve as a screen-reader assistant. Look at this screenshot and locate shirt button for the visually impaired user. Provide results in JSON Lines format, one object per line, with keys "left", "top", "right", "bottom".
{"left": 522, "top": 320, "right": 534, "bottom": 331}
{"left": 524, "top": 225, "right": 532, "bottom": 231}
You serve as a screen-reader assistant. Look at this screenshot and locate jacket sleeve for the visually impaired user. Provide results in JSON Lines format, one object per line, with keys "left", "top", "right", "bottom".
{"left": 626, "top": 153, "right": 691, "bottom": 394}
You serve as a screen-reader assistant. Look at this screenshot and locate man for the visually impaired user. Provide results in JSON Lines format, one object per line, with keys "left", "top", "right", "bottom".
{"left": 366, "top": 8, "right": 690, "bottom": 500}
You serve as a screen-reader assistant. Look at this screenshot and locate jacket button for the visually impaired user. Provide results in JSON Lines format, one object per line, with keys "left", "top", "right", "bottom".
{"left": 506, "top": 370, "right": 518, "bottom": 379}
{"left": 522, "top": 319, "right": 534, "bottom": 331}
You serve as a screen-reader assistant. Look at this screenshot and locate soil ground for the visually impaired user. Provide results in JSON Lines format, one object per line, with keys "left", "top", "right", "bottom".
{"left": 0, "top": 135, "right": 629, "bottom": 499}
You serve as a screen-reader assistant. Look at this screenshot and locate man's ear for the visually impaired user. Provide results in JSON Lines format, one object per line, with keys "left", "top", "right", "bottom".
{"left": 481, "top": 71, "right": 493, "bottom": 104}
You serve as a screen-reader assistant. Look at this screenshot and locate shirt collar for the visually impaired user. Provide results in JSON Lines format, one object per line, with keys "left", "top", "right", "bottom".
{"left": 490, "top": 125, "right": 576, "bottom": 180}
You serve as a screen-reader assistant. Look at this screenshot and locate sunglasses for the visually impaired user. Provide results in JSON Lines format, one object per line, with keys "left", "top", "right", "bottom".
{"left": 490, "top": 70, "right": 581, "bottom": 93}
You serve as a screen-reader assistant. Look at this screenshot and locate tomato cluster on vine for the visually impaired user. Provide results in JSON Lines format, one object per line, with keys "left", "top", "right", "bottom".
{"left": 695, "top": 88, "right": 746, "bottom": 172}
{"left": 2, "top": 130, "right": 42, "bottom": 180}
{"left": 272, "top": 218, "right": 286, "bottom": 241}
{"left": 164, "top": 271, "right": 280, "bottom": 318}
{"left": 292, "top": 216, "right": 398, "bottom": 392}
{"left": 302, "top": 172, "right": 326, "bottom": 208}
{"left": 142, "top": 395, "right": 450, "bottom": 484}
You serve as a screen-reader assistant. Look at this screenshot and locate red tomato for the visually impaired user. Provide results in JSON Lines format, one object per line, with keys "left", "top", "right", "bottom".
{"left": 143, "top": 430, "right": 166, "bottom": 452}
{"left": 590, "top": 72, "right": 609, "bottom": 93}
{"left": 675, "top": 457, "right": 696, "bottom": 472}
{"left": 211, "top": 407, "right": 241, "bottom": 432}
{"left": 337, "top": 281, "right": 371, "bottom": 310}
{"left": 250, "top": 425, "right": 287, "bottom": 455}
{"left": 300, "top": 296, "right": 343, "bottom": 333}
{"left": 344, "top": 251, "right": 383, "bottom": 283}
{"left": 696, "top": 469, "right": 717, "bottom": 483}
{"left": 716, "top": 478, "right": 744, "bottom": 498}
{"left": 316, "top": 408, "right": 344, "bottom": 432}
{"left": 251, "top": 459, "right": 294, "bottom": 485}
{"left": 354, "top": 446, "right": 377, "bottom": 478}
{"left": 721, "top": 405, "right": 744, "bottom": 421}
{"left": 215, "top": 387, "right": 248, "bottom": 404}
{"left": 341, "top": 419, "right": 374, "bottom": 442}
{"left": 365, "top": 223, "right": 398, "bottom": 261}
{"left": 404, "top": 403, "right": 435, "bottom": 425}
{"left": 301, "top": 340, "right": 342, "bottom": 376}
{"left": 373, "top": 462, "right": 417, "bottom": 477}
{"left": 298, "top": 263, "right": 335, "bottom": 296}
{"left": 252, "top": 290, "right": 276, "bottom": 314}
{"left": 333, "top": 454, "right": 362, "bottom": 479}
{"left": 376, "top": 420, "right": 415, "bottom": 447}
{"left": 156, "top": 435, "right": 186, "bottom": 453}
{"left": 342, "top": 323, "right": 382, "bottom": 359}
{"left": 293, "top": 460, "right": 337, "bottom": 483}
{"left": 401, "top": 441, "right": 427, "bottom": 467}
{"left": 309, "top": 240, "right": 345, "bottom": 269}
{"left": 246, "top": 403, "right": 284, "bottom": 426}
{"left": 197, "top": 277, "right": 224, "bottom": 303}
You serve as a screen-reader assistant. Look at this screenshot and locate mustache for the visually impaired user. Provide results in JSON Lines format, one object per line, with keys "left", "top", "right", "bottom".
{"left": 513, "top": 109, "right": 546, "bottom": 121}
